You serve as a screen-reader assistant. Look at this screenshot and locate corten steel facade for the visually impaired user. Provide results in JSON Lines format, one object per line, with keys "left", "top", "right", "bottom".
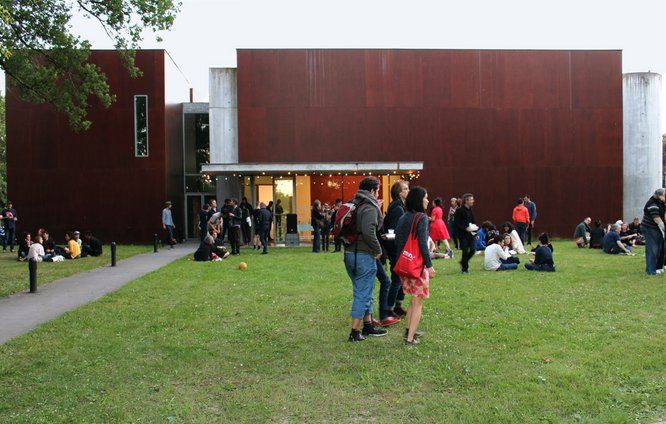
{"left": 236, "top": 49, "right": 623, "bottom": 237}
{"left": 6, "top": 50, "right": 184, "bottom": 243}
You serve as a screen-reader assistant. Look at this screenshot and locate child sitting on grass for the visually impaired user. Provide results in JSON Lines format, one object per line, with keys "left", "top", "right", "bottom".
{"left": 525, "top": 233, "right": 555, "bottom": 272}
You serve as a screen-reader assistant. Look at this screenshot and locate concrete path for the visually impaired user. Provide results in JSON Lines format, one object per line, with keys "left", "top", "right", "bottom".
{"left": 0, "top": 243, "right": 195, "bottom": 345}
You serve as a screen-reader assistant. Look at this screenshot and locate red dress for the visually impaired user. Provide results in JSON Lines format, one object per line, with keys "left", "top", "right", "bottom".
{"left": 429, "top": 206, "right": 450, "bottom": 242}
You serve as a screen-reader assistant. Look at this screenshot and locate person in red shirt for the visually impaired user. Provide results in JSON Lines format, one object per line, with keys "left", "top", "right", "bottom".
{"left": 512, "top": 199, "right": 530, "bottom": 243}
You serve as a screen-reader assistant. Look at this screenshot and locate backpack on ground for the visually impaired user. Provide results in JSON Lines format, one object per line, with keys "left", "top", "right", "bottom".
{"left": 332, "top": 199, "right": 368, "bottom": 245}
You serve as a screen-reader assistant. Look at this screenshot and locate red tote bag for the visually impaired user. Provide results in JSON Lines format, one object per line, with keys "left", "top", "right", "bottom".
{"left": 393, "top": 213, "right": 425, "bottom": 279}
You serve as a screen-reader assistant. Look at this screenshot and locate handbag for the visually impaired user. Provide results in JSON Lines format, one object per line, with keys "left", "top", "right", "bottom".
{"left": 393, "top": 213, "right": 425, "bottom": 279}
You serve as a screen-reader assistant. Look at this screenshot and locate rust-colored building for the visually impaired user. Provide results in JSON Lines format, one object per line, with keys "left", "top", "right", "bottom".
{"left": 6, "top": 49, "right": 623, "bottom": 242}
{"left": 6, "top": 50, "right": 186, "bottom": 243}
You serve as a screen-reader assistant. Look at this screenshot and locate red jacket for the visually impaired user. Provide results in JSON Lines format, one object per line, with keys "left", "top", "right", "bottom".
{"left": 512, "top": 205, "right": 530, "bottom": 224}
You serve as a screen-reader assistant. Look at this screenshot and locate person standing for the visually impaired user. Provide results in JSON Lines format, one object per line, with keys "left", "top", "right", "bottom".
{"left": 198, "top": 203, "right": 210, "bottom": 241}
{"left": 640, "top": 188, "right": 666, "bottom": 275}
{"left": 275, "top": 199, "right": 284, "bottom": 242}
{"left": 331, "top": 199, "right": 343, "bottom": 252}
{"left": 258, "top": 202, "right": 273, "bottom": 254}
{"left": 523, "top": 195, "right": 537, "bottom": 246}
{"left": 162, "top": 201, "right": 176, "bottom": 248}
{"left": 383, "top": 180, "right": 409, "bottom": 318}
{"left": 447, "top": 197, "right": 458, "bottom": 249}
{"left": 311, "top": 200, "right": 324, "bottom": 253}
{"left": 240, "top": 197, "right": 253, "bottom": 245}
{"left": 321, "top": 202, "right": 332, "bottom": 251}
{"left": 1, "top": 201, "right": 18, "bottom": 253}
{"left": 394, "top": 186, "right": 435, "bottom": 345}
{"left": 453, "top": 193, "right": 476, "bottom": 274}
{"left": 345, "top": 177, "right": 387, "bottom": 342}
{"left": 512, "top": 199, "right": 530, "bottom": 243}
{"left": 220, "top": 199, "right": 233, "bottom": 243}
{"left": 228, "top": 199, "right": 243, "bottom": 255}
{"left": 428, "top": 197, "right": 453, "bottom": 256}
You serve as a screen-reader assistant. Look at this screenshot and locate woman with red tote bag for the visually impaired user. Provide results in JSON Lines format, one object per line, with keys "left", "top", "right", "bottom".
{"left": 394, "top": 187, "right": 436, "bottom": 345}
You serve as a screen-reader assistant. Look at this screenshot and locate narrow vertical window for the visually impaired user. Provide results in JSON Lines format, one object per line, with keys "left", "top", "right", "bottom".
{"left": 134, "top": 95, "right": 149, "bottom": 157}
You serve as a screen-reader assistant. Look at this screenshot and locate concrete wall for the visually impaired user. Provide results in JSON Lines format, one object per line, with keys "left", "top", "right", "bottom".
{"left": 209, "top": 68, "right": 241, "bottom": 200}
{"left": 623, "top": 72, "right": 663, "bottom": 221}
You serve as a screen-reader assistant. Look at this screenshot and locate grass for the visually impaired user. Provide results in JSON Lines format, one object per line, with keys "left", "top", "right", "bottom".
{"left": 0, "top": 242, "right": 664, "bottom": 423}
{"left": 0, "top": 244, "right": 152, "bottom": 298}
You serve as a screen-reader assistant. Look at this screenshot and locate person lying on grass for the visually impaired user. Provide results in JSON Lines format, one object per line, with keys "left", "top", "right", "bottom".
{"left": 525, "top": 233, "right": 555, "bottom": 272}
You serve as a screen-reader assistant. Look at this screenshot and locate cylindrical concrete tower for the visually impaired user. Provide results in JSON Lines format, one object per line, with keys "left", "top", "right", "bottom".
{"left": 623, "top": 72, "right": 663, "bottom": 222}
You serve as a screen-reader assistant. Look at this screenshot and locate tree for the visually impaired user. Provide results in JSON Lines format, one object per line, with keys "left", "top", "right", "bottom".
{"left": 0, "top": 94, "right": 5, "bottom": 204}
{"left": 0, "top": 1, "right": 180, "bottom": 131}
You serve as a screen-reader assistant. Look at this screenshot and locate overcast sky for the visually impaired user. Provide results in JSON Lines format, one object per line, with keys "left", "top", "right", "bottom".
{"left": 2, "top": 0, "right": 665, "bottom": 128}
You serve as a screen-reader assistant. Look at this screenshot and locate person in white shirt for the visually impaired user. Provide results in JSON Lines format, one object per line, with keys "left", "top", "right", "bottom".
{"left": 484, "top": 235, "right": 520, "bottom": 271}
{"left": 501, "top": 221, "right": 526, "bottom": 254}
{"left": 26, "top": 235, "right": 45, "bottom": 262}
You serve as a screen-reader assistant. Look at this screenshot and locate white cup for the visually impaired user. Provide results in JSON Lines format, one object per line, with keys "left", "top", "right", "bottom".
{"left": 388, "top": 229, "right": 395, "bottom": 234}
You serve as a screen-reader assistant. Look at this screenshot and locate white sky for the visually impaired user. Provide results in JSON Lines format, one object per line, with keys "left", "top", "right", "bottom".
{"left": 2, "top": 0, "right": 665, "bottom": 129}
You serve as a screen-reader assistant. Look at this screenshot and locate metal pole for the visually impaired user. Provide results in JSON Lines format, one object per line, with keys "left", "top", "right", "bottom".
{"left": 28, "top": 259, "right": 37, "bottom": 293}
{"left": 154, "top": 233, "right": 159, "bottom": 253}
{"left": 111, "top": 242, "right": 117, "bottom": 266}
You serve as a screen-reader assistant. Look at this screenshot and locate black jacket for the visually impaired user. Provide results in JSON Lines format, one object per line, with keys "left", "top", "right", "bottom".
{"left": 453, "top": 205, "right": 475, "bottom": 240}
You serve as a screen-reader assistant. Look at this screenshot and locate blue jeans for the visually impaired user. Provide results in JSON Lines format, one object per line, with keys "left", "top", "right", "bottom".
{"left": 387, "top": 251, "right": 405, "bottom": 309}
{"left": 376, "top": 260, "right": 392, "bottom": 319}
{"left": 642, "top": 224, "right": 664, "bottom": 275}
{"left": 165, "top": 225, "right": 175, "bottom": 245}
{"left": 344, "top": 252, "right": 377, "bottom": 319}
{"left": 497, "top": 262, "right": 518, "bottom": 271}
{"left": 525, "top": 262, "right": 555, "bottom": 272}
{"left": 2, "top": 227, "right": 15, "bottom": 251}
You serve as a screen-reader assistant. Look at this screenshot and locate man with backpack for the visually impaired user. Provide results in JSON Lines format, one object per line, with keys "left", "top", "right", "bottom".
{"left": 338, "top": 177, "right": 387, "bottom": 342}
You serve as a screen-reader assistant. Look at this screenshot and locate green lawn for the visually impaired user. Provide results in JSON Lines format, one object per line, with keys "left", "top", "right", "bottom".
{"left": 0, "top": 244, "right": 152, "bottom": 298}
{"left": 0, "top": 243, "right": 664, "bottom": 423}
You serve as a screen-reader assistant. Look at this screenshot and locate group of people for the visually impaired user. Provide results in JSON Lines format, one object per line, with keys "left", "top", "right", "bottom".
{"left": 192, "top": 198, "right": 275, "bottom": 261}
{"left": 2, "top": 201, "right": 102, "bottom": 262}
{"left": 572, "top": 188, "right": 666, "bottom": 275}
{"left": 574, "top": 216, "right": 643, "bottom": 255}
{"left": 17, "top": 229, "right": 102, "bottom": 262}
{"left": 341, "top": 177, "right": 550, "bottom": 346}
{"left": 310, "top": 199, "right": 343, "bottom": 253}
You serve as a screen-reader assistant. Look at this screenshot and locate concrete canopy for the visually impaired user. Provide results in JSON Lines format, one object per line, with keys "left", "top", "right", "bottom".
{"left": 201, "top": 161, "right": 423, "bottom": 175}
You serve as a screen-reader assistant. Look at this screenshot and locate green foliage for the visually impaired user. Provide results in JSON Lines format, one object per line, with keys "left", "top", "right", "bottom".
{"left": 0, "top": 94, "right": 5, "bottom": 204}
{"left": 0, "top": 243, "right": 664, "bottom": 422}
{"left": 0, "top": 0, "right": 181, "bottom": 131}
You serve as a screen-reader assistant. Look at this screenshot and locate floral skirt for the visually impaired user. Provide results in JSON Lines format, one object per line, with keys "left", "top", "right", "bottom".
{"left": 401, "top": 268, "right": 430, "bottom": 299}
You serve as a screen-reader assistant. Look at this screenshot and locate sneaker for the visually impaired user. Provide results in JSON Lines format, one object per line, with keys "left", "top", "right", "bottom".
{"left": 348, "top": 330, "right": 367, "bottom": 342}
{"left": 362, "top": 325, "right": 388, "bottom": 337}
{"left": 462, "top": 271, "right": 469, "bottom": 275}
{"left": 223, "top": 252, "right": 231, "bottom": 259}
{"left": 371, "top": 318, "right": 382, "bottom": 327}
{"left": 403, "top": 328, "right": 424, "bottom": 341}
{"left": 405, "top": 337, "right": 420, "bottom": 346}
{"left": 261, "top": 251, "right": 268, "bottom": 255}
{"left": 393, "top": 305, "right": 408, "bottom": 317}
{"left": 657, "top": 269, "right": 664, "bottom": 275}
{"left": 378, "top": 316, "right": 401, "bottom": 327}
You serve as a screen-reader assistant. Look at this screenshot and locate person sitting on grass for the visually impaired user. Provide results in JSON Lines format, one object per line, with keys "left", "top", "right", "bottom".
{"left": 484, "top": 234, "right": 519, "bottom": 271}
{"left": 82, "top": 231, "right": 103, "bottom": 257}
{"left": 194, "top": 233, "right": 230, "bottom": 261}
{"left": 525, "top": 233, "right": 555, "bottom": 272}
{"left": 63, "top": 232, "right": 81, "bottom": 259}
{"left": 603, "top": 224, "right": 635, "bottom": 256}
{"left": 42, "top": 231, "right": 56, "bottom": 260}
{"left": 17, "top": 232, "right": 31, "bottom": 261}
{"left": 619, "top": 222, "right": 638, "bottom": 247}
{"left": 26, "top": 234, "right": 45, "bottom": 263}
{"left": 574, "top": 217, "right": 592, "bottom": 248}
{"left": 474, "top": 221, "right": 494, "bottom": 251}
{"left": 588, "top": 219, "right": 605, "bottom": 249}
{"left": 501, "top": 221, "right": 526, "bottom": 254}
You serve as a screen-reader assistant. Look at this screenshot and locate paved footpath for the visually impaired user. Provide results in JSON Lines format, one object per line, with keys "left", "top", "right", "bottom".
{"left": 0, "top": 243, "right": 195, "bottom": 345}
